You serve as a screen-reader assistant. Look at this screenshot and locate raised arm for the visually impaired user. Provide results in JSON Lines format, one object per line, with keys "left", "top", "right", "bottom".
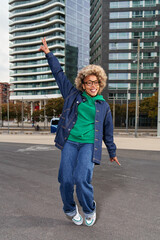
{"left": 39, "top": 38, "right": 76, "bottom": 99}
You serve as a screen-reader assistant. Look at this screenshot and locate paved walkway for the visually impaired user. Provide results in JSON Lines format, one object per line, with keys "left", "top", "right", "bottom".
{"left": 0, "top": 133, "right": 160, "bottom": 151}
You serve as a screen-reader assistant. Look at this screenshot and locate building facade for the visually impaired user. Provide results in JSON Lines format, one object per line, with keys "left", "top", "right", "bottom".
{"left": 90, "top": 0, "right": 160, "bottom": 102}
{"left": 9, "top": 0, "right": 90, "bottom": 112}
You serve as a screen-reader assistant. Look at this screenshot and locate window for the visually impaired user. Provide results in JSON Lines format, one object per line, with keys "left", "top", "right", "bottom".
{"left": 110, "top": 11, "right": 130, "bottom": 19}
{"left": 132, "top": 11, "right": 143, "bottom": 18}
{"left": 131, "top": 63, "right": 138, "bottom": 70}
{"left": 109, "top": 73, "right": 129, "bottom": 80}
{"left": 142, "top": 93, "right": 153, "bottom": 98}
{"left": 132, "top": 22, "right": 143, "bottom": 28}
{"left": 142, "top": 83, "right": 153, "bottom": 89}
{"left": 109, "top": 53, "right": 129, "bottom": 60}
{"left": 144, "top": 10, "right": 155, "bottom": 17}
{"left": 144, "top": 21, "right": 155, "bottom": 28}
{"left": 131, "top": 73, "right": 141, "bottom": 80}
{"left": 110, "top": 1, "right": 130, "bottom": 8}
{"left": 109, "top": 93, "right": 127, "bottom": 100}
{"left": 143, "top": 63, "right": 154, "bottom": 69}
{"left": 132, "top": 1, "right": 143, "bottom": 7}
{"left": 109, "top": 63, "right": 129, "bottom": 70}
{"left": 143, "top": 73, "right": 154, "bottom": 80}
{"left": 132, "top": 32, "right": 142, "bottom": 38}
{"left": 131, "top": 52, "right": 142, "bottom": 60}
{"left": 109, "top": 42, "right": 129, "bottom": 50}
{"left": 143, "top": 42, "right": 154, "bottom": 48}
{"left": 145, "top": 0, "right": 156, "bottom": 7}
{"left": 109, "top": 32, "right": 130, "bottom": 39}
{"left": 144, "top": 31, "right": 155, "bottom": 38}
{"left": 143, "top": 52, "right": 156, "bottom": 59}
{"left": 109, "top": 22, "right": 130, "bottom": 29}
{"left": 108, "top": 83, "right": 128, "bottom": 89}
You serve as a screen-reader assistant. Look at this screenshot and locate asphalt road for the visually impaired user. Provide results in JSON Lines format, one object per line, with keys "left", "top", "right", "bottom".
{"left": 0, "top": 142, "right": 160, "bottom": 240}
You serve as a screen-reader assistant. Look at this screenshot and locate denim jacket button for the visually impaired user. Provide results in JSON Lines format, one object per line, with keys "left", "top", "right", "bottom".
{"left": 76, "top": 101, "right": 79, "bottom": 104}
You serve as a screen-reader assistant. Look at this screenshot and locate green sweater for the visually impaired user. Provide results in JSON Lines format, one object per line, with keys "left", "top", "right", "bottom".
{"left": 68, "top": 91, "right": 105, "bottom": 143}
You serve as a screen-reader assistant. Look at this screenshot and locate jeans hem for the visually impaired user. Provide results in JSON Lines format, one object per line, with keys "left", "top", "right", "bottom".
{"left": 65, "top": 208, "right": 77, "bottom": 217}
{"left": 83, "top": 208, "right": 96, "bottom": 218}
{"left": 83, "top": 201, "right": 96, "bottom": 218}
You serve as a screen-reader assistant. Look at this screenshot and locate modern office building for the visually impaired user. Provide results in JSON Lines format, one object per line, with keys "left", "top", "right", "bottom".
{"left": 9, "top": 0, "right": 90, "bottom": 112}
{"left": 90, "top": 0, "right": 160, "bottom": 102}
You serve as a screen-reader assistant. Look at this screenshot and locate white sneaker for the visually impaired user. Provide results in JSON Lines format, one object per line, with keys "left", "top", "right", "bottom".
{"left": 85, "top": 212, "right": 96, "bottom": 226}
{"left": 72, "top": 205, "right": 83, "bottom": 226}
{"left": 85, "top": 201, "right": 96, "bottom": 227}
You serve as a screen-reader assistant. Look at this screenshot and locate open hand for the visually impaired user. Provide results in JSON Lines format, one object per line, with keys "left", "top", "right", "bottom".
{"left": 110, "top": 156, "right": 121, "bottom": 166}
{"left": 38, "top": 37, "right": 50, "bottom": 54}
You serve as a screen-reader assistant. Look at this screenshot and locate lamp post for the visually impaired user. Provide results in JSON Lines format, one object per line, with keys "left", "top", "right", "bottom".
{"left": 157, "top": 47, "right": 160, "bottom": 137}
{"left": 135, "top": 39, "right": 140, "bottom": 137}
{"left": 22, "top": 97, "right": 24, "bottom": 132}
{"left": 7, "top": 86, "right": 10, "bottom": 134}
{"left": 0, "top": 90, "right": 2, "bottom": 128}
{"left": 126, "top": 89, "right": 129, "bottom": 132}
{"left": 43, "top": 96, "right": 48, "bottom": 129}
{"left": 113, "top": 95, "right": 115, "bottom": 129}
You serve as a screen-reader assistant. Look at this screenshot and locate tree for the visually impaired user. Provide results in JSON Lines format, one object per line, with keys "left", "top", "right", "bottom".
{"left": 32, "top": 109, "right": 43, "bottom": 122}
{"left": 140, "top": 92, "right": 158, "bottom": 126}
{"left": 13, "top": 101, "right": 29, "bottom": 126}
{"left": 45, "top": 97, "right": 64, "bottom": 118}
{"left": 1, "top": 102, "right": 16, "bottom": 121}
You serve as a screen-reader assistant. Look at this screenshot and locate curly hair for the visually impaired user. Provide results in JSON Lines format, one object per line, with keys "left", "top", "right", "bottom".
{"left": 75, "top": 64, "right": 107, "bottom": 94}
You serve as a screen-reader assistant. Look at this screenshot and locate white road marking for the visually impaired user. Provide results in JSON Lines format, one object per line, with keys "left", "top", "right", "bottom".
{"left": 115, "top": 174, "right": 140, "bottom": 180}
{"left": 17, "top": 146, "right": 56, "bottom": 152}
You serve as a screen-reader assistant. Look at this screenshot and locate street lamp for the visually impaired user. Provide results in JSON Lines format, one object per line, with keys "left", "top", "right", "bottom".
{"left": 7, "top": 86, "right": 10, "bottom": 134}
{"left": 126, "top": 89, "right": 129, "bottom": 132}
{"left": 22, "top": 97, "right": 24, "bottom": 132}
{"left": 0, "top": 89, "right": 2, "bottom": 128}
{"left": 43, "top": 96, "right": 48, "bottom": 129}
{"left": 113, "top": 95, "right": 115, "bottom": 129}
{"left": 157, "top": 47, "right": 160, "bottom": 137}
{"left": 135, "top": 39, "right": 140, "bottom": 137}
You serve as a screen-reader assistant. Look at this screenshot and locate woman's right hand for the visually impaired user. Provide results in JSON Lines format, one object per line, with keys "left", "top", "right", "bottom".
{"left": 38, "top": 37, "right": 50, "bottom": 54}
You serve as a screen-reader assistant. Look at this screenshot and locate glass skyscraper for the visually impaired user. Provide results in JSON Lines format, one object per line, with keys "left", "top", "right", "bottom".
{"left": 65, "top": 0, "right": 90, "bottom": 83}
{"left": 90, "top": 0, "right": 160, "bottom": 101}
{"left": 9, "top": 0, "right": 90, "bottom": 109}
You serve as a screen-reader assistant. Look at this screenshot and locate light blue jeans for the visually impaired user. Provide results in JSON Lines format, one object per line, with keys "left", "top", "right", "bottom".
{"left": 58, "top": 140, "right": 96, "bottom": 218}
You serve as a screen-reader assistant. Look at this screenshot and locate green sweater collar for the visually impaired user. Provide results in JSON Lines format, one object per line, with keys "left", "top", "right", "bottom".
{"left": 82, "top": 91, "right": 105, "bottom": 102}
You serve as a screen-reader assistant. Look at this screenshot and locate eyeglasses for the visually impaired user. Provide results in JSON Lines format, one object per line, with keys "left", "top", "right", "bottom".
{"left": 83, "top": 80, "right": 100, "bottom": 86}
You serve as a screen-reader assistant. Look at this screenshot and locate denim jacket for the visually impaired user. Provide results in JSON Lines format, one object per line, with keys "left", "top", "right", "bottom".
{"left": 46, "top": 52, "right": 116, "bottom": 165}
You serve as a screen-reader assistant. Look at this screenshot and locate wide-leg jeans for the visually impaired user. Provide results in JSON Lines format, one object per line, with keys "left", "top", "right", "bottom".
{"left": 58, "top": 140, "right": 96, "bottom": 218}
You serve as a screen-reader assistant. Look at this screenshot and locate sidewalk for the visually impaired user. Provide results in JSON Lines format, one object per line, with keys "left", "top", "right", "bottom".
{"left": 0, "top": 133, "right": 160, "bottom": 151}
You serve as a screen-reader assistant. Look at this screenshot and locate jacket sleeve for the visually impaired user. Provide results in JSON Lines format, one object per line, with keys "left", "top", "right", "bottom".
{"left": 103, "top": 107, "right": 116, "bottom": 158}
{"left": 46, "top": 52, "right": 76, "bottom": 99}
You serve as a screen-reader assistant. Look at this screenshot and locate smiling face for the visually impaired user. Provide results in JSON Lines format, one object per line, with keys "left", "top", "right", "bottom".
{"left": 82, "top": 75, "right": 100, "bottom": 97}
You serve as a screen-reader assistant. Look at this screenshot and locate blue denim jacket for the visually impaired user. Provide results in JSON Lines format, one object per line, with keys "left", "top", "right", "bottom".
{"left": 46, "top": 52, "right": 116, "bottom": 165}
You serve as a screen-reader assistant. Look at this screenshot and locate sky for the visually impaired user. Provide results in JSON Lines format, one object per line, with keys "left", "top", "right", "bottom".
{"left": 0, "top": 0, "right": 9, "bottom": 83}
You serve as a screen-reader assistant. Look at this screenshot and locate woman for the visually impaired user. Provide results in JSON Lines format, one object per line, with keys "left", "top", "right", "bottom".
{"left": 39, "top": 38, "right": 120, "bottom": 227}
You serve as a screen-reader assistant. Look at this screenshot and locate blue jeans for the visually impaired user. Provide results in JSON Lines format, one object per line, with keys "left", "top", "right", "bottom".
{"left": 58, "top": 140, "right": 96, "bottom": 218}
